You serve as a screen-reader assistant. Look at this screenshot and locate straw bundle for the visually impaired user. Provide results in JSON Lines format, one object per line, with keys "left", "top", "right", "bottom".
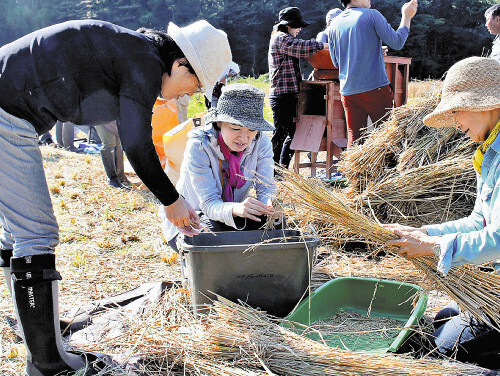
{"left": 337, "top": 93, "right": 477, "bottom": 227}
{"left": 338, "top": 94, "right": 441, "bottom": 197}
{"left": 275, "top": 167, "right": 500, "bottom": 330}
{"left": 81, "top": 288, "right": 487, "bottom": 376}
{"left": 356, "top": 157, "right": 476, "bottom": 225}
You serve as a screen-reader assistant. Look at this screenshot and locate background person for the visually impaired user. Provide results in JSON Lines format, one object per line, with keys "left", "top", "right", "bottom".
{"left": 95, "top": 121, "right": 132, "bottom": 189}
{"left": 0, "top": 19, "right": 230, "bottom": 375}
{"left": 384, "top": 57, "right": 500, "bottom": 370}
{"left": 38, "top": 130, "right": 54, "bottom": 145}
{"left": 54, "top": 121, "right": 83, "bottom": 153}
{"left": 316, "top": 8, "right": 342, "bottom": 43}
{"left": 161, "top": 83, "right": 279, "bottom": 251}
{"left": 328, "top": 0, "right": 418, "bottom": 149}
{"left": 268, "top": 6, "right": 327, "bottom": 168}
{"left": 207, "top": 61, "right": 240, "bottom": 109}
{"left": 485, "top": 4, "right": 500, "bottom": 62}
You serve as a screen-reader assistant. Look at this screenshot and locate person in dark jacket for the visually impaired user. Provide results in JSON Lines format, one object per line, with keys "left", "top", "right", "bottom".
{"left": 0, "top": 19, "right": 231, "bottom": 375}
{"left": 268, "top": 7, "right": 327, "bottom": 168}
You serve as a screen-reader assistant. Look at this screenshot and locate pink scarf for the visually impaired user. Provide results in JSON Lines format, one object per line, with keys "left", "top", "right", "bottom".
{"left": 217, "top": 131, "right": 246, "bottom": 202}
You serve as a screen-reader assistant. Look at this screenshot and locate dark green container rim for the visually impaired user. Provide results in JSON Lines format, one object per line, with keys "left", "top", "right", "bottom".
{"left": 284, "top": 276, "right": 428, "bottom": 353}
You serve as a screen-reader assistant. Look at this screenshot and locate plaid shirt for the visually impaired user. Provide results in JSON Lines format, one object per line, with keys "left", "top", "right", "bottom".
{"left": 268, "top": 32, "right": 323, "bottom": 97}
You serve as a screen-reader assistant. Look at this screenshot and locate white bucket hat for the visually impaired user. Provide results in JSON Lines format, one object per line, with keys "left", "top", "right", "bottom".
{"left": 168, "top": 20, "right": 232, "bottom": 102}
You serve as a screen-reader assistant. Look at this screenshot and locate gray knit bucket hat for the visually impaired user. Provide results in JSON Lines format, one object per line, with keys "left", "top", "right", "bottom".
{"left": 205, "top": 83, "right": 274, "bottom": 131}
{"left": 423, "top": 57, "right": 500, "bottom": 128}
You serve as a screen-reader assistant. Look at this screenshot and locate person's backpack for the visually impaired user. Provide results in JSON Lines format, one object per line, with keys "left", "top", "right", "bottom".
{"left": 151, "top": 97, "right": 204, "bottom": 185}
{"left": 161, "top": 115, "right": 204, "bottom": 185}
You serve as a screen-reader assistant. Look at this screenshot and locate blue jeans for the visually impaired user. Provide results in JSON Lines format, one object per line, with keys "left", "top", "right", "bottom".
{"left": 432, "top": 302, "right": 500, "bottom": 370}
{"left": 0, "top": 106, "right": 58, "bottom": 257}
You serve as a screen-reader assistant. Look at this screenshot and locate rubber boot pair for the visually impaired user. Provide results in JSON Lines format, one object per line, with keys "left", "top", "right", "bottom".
{"left": 9, "top": 254, "right": 95, "bottom": 375}
{"left": 100, "top": 147, "right": 131, "bottom": 189}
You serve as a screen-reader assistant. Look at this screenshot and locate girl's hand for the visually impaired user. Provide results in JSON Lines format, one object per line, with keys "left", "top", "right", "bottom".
{"left": 269, "top": 201, "right": 284, "bottom": 220}
{"left": 384, "top": 229, "right": 436, "bottom": 259}
{"left": 232, "top": 197, "right": 274, "bottom": 222}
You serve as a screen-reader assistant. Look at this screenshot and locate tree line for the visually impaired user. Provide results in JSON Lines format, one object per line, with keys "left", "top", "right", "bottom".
{"left": 0, "top": 0, "right": 497, "bottom": 79}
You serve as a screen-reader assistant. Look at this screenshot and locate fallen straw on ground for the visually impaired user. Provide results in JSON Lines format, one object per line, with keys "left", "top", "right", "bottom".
{"left": 76, "top": 289, "right": 487, "bottom": 376}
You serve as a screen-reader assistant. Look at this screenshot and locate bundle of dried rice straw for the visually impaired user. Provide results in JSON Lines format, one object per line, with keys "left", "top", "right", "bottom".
{"left": 338, "top": 92, "right": 477, "bottom": 227}
{"left": 80, "top": 288, "right": 488, "bottom": 375}
{"left": 275, "top": 167, "right": 500, "bottom": 331}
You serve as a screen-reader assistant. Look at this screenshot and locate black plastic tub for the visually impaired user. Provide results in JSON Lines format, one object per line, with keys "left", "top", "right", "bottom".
{"left": 178, "top": 229, "right": 319, "bottom": 317}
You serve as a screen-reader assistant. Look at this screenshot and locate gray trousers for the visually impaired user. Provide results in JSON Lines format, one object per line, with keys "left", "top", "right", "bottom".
{"left": 0, "top": 106, "right": 58, "bottom": 257}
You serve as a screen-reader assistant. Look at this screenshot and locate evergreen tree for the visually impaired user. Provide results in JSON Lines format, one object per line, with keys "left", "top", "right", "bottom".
{"left": 0, "top": 0, "right": 498, "bottom": 80}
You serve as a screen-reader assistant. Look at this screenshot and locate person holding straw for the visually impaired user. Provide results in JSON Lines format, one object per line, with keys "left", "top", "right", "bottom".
{"left": 161, "top": 83, "right": 281, "bottom": 252}
{"left": 384, "top": 56, "right": 500, "bottom": 370}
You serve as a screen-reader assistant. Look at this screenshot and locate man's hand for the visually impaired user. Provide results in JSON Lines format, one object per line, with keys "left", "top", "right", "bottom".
{"left": 401, "top": 0, "right": 418, "bottom": 28}
{"left": 402, "top": 0, "right": 418, "bottom": 19}
{"left": 164, "top": 196, "right": 201, "bottom": 237}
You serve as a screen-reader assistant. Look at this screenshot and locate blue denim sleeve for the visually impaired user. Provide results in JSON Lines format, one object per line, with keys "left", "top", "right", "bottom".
{"left": 372, "top": 10, "right": 409, "bottom": 50}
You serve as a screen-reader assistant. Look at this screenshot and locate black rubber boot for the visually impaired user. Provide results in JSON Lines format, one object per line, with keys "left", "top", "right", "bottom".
{"left": 11, "top": 254, "right": 94, "bottom": 376}
{"left": 2, "top": 249, "right": 89, "bottom": 335}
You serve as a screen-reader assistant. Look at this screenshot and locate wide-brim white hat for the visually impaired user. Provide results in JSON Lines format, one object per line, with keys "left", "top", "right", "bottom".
{"left": 168, "top": 20, "right": 232, "bottom": 102}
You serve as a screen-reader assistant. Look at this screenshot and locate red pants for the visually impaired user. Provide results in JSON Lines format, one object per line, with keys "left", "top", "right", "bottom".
{"left": 341, "top": 85, "right": 394, "bottom": 149}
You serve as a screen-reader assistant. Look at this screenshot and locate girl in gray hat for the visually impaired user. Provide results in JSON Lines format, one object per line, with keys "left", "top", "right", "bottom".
{"left": 384, "top": 57, "right": 500, "bottom": 370}
{"left": 161, "top": 83, "right": 281, "bottom": 250}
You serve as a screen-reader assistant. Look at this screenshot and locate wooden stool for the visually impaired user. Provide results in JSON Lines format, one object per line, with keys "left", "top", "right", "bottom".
{"left": 291, "top": 80, "right": 346, "bottom": 179}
